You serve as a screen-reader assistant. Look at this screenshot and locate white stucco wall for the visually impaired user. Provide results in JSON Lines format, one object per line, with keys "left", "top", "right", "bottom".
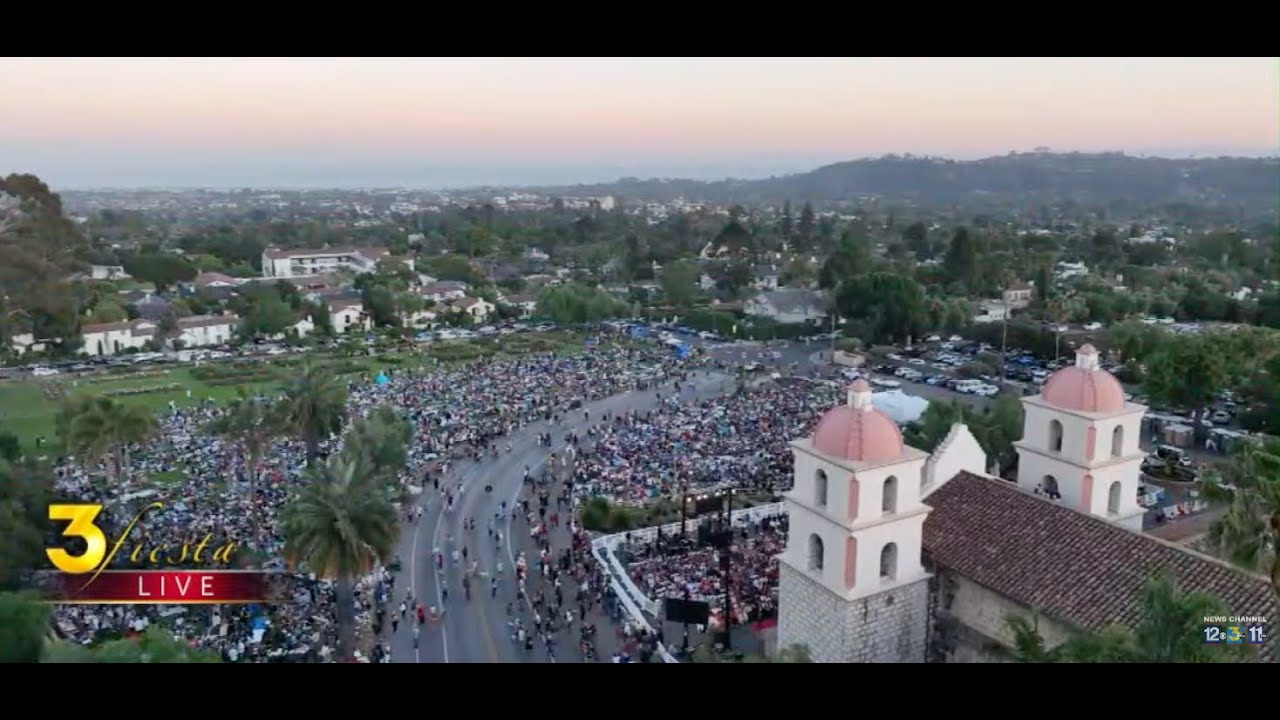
{"left": 922, "top": 423, "right": 989, "bottom": 495}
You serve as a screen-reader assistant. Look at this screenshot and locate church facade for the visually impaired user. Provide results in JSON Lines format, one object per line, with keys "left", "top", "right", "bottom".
{"left": 777, "top": 348, "right": 1277, "bottom": 663}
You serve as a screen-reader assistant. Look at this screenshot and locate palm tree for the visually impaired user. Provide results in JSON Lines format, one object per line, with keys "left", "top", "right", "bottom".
{"left": 340, "top": 406, "right": 411, "bottom": 494}
{"left": 274, "top": 362, "right": 348, "bottom": 465}
{"left": 1005, "top": 570, "right": 1247, "bottom": 663}
{"left": 60, "top": 395, "right": 155, "bottom": 483}
{"left": 281, "top": 455, "right": 397, "bottom": 659}
{"left": 207, "top": 387, "right": 277, "bottom": 500}
{"left": 1200, "top": 437, "right": 1280, "bottom": 599}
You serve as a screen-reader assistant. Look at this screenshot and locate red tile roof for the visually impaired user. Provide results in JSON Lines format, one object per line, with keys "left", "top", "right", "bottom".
{"left": 924, "top": 471, "right": 1277, "bottom": 661}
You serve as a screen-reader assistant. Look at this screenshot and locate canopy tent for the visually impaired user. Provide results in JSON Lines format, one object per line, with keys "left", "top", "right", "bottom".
{"left": 374, "top": 372, "right": 389, "bottom": 386}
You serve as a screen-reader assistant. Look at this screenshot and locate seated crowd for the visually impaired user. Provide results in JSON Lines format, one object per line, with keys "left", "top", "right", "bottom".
{"left": 621, "top": 513, "right": 788, "bottom": 628}
{"left": 49, "top": 339, "right": 691, "bottom": 662}
{"left": 571, "top": 378, "right": 839, "bottom": 504}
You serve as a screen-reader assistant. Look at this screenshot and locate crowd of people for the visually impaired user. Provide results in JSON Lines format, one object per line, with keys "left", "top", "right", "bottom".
{"left": 47, "top": 338, "right": 693, "bottom": 662}
{"left": 571, "top": 378, "right": 840, "bottom": 505}
{"left": 621, "top": 513, "right": 788, "bottom": 630}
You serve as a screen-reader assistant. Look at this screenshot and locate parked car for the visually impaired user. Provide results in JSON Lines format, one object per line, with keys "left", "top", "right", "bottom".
{"left": 870, "top": 377, "right": 901, "bottom": 389}
{"left": 1084, "top": 322, "right": 1103, "bottom": 331}
{"left": 31, "top": 367, "right": 60, "bottom": 377}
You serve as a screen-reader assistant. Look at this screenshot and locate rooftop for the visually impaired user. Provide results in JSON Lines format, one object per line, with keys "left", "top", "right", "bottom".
{"left": 924, "top": 471, "right": 1277, "bottom": 661}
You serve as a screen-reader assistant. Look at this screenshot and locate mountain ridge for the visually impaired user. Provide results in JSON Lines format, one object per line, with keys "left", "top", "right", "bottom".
{"left": 520, "top": 152, "right": 1280, "bottom": 210}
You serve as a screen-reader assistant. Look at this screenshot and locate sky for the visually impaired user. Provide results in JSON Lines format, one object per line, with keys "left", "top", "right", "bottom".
{"left": 1, "top": 57, "right": 1276, "bottom": 189}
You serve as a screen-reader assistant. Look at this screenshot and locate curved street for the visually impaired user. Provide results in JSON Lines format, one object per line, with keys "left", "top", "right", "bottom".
{"left": 386, "top": 368, "right": 732, "bottom": 663}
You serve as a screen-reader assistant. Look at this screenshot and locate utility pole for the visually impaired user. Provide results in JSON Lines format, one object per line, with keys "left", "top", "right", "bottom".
{"left": 718, "top": 488, "right": 734, "bottom": 653}
{"left": 999, "top": 290, "right": 1009, "bottom": 384}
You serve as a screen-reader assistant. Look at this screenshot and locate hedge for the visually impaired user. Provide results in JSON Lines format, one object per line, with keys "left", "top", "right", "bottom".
{"left": 101, "top": 383, "right": 184, "bottom": 397}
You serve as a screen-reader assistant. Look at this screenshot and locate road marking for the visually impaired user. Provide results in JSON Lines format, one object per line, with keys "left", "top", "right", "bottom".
{"left": 411, "top": 508, "right": 423, "bottom": 663}
{"left": 431, "top": 476, "right": 451, "bottom": 663}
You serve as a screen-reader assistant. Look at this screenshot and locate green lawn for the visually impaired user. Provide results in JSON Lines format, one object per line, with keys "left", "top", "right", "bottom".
{"left": 0, "top": 332, "right": 587, "bottom": 451}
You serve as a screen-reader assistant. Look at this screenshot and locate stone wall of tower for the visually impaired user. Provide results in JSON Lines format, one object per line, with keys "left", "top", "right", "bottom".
{"left": 778, "top": 562, "right": 930, "bottom": 663}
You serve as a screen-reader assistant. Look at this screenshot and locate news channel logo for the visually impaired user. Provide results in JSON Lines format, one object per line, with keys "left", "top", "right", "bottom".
{"left": 1202, "top": 616, "right": 1268, "bottom": 646}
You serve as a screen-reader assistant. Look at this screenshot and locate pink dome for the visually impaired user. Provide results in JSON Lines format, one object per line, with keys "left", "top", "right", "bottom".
{"left": 1040, "top": 345, "right": 1126, "bottom": 413}
{"left": 812, "top": 381, "right": 904, "bottom": 462}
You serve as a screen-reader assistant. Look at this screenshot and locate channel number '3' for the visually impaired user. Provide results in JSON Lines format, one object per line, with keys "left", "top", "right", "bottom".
{"left": 46, "top": 504, "right": 108, "bottom": 574}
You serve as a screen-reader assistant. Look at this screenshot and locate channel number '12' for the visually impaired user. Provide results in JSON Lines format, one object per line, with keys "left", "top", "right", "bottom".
{"left": 46, "top": 504, "right": 107, "bottom": 574}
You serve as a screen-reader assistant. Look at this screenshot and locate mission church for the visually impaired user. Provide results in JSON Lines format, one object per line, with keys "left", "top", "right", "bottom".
{"left": 777, "top": 345, "right": 1277, "bottom": 662}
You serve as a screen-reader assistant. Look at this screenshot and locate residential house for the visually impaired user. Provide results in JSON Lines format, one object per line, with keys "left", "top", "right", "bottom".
{"left": 194, "top": 272, "right": 239, "bottom": 290}
{"left": 400, "top": 305, "right": 441, "bottom": 329}
{"left": 90, "top": 265, "right": 130, "bottom": 281}
{"left": 453, "top": 296, "right": 495, "bottom": 322}
{"left": 501, "top": 294, "right": 538, "bottom": 319}
{"left": 743, "top": 289, "right": 827, "bottom": 325}
{"left": 82, "top": 320, "right": 154, "bottom": 356}
{"left": 328, "top": 300, "right": 371, "bottom": 335}
{"left": 176, "top": 315, "right": 237, "bottom": 348}
{"left": 1002, "top": 281, "right": 1034, "bottom": 308}
{"left": 81, "top": 314, "right": 238, "bottom": 357}
{"left": 752, "top": 265, "right": 780, "bottom": 291}
{"left": 417, "top": 281, "right": 469, "bottom": 304}
{"left": 973, "top": 300, "right": 1010, "bottom": 323}
{"left": 1056, "top": 261, "right": 1089, "bottom": 280}
{"left": 9, "top": 333, "right": 46, "bottom": 356}
{"left": 127, "top": 293, "right": 171, "bottom": 321}
{"left": 260, "top": 246, "right": 415, "bottom": 279}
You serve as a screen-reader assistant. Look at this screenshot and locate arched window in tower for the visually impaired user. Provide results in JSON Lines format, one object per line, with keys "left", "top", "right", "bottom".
{"left": 814, "top": 469, "right": 829, "bottom": 507}
{"left": 1108, "top": 481, "right": 1122, "bottom": 514}
{"left": 1111, "top": 425, "right": 1124, "bottom": 457}
{"left": 882, "top": 476, "right": 898, "bottom": 514}
{"left": 807, "top": 534, "right": 824, "bottom": 572}
{"left": 879, "top": 543, "right": 898, "bottom": 581}
{"left": 1049, "top": 419, "right": 1064, "bottom": 452}
{"left": 1041, "top": 475, "right": 1061, "bottom": 501}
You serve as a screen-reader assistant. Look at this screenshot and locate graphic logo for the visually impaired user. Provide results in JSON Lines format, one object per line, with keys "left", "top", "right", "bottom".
{"left": 1202, "top": 617, "right": 1269, "bottom": 648}
{"left": 43, "top": 501, "right": 271, "bottom": 604}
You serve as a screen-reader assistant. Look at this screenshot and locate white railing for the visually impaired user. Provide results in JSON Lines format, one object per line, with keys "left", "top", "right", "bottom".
{"left": 590, "top": 501, "right": 786, "bottom": 663}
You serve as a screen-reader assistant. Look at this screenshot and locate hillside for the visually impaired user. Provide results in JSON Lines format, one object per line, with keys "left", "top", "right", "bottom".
{"left": 530, "top": 153, "right": 1280, "bottom": 211}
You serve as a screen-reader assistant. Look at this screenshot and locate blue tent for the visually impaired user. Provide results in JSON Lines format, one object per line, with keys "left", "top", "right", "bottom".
{"left": 673, "top": 343, "right": 691, "bottom": 359}
{"left": 630, "top": 325, "right": 647, "bottom": 339}
{"left": 375, "top": 372, "right": 389, "bottom": 386}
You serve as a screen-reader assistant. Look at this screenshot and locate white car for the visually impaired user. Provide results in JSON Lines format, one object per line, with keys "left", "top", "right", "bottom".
{"left": 1084, "top": 322, "right": 1103, "bottom": 331}
{"left": 974, "top": 385, "right": 1000, "bottom": 398}
{"left": 925, "top": 335, "right": 941, "bottom": 342}
{"left": 31, "top": 367, "right": 60, "bottom": 377}
{"left": 870, "top": 378, "right": 901, "bottom": 389}
{"left": 477, "top": 326, "right": 498, "bottom": 335}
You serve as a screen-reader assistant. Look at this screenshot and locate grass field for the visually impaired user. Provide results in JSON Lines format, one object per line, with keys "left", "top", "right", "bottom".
{"left": 0, "top": 331, "right": 586, "bottom": 451}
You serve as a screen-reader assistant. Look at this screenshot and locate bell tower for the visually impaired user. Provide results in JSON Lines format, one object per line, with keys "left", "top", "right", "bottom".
{"left": 1014, "top": 345, "right": 1147, "bottom": 531}
{"left": 777, "top": 380, "right": 932, "bottom": 663}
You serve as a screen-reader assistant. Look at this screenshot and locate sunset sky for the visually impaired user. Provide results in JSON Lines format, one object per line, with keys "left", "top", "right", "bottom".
{"left": 1, "top": 57, "right": 1276, "bottom": 189}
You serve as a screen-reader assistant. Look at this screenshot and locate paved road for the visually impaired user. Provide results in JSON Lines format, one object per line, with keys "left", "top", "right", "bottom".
{"left": 384, "top": 367, "right": 734, "bottom": 663}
